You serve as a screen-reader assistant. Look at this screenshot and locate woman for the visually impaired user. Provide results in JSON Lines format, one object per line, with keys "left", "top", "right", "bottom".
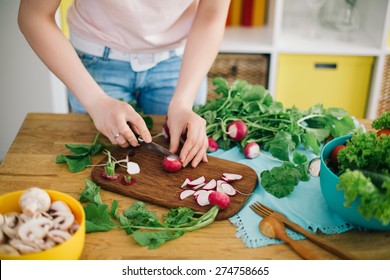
{"left": 18, "top": 0, "right": 230, "bottom": 168}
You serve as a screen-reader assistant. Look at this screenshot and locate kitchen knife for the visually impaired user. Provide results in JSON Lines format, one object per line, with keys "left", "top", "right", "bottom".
{"left": 137, "top": 136, "right": 180, "bottom": 160}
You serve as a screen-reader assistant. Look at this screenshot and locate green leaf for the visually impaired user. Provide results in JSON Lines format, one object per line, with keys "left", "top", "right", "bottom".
{"left": 372, "top": 111, "right": 390, "bottom": 130}
{"left": 89, "top": 142, "right": 105, "bottom": 156}
{"left": 292, "top": 151, "right": 307, "bottom": 165}
{"left": 301, "top": 132, "right": 320, "bottom": 154}
{"left": 65, "top": 144, "right": 91, "bottom": 155}
{"left": 260, "top": 162, "right": 301, "bottom": 198}
{"left": 84, "top": 203, "right": 116, "bottom": 232}
{"left": 132, "top": 230, "right": 184, "bottom": 249}
{"left": 80, "top": 179, "right": 103, "bottom": 205}
{"left": 56, "top": 153, "right": 91, "bottom": 172}
{"left": 163, "top": 207, "right": 196, "bottom": 228}
{"left": 265, "top": 131, "right": 296, "bottom": 161}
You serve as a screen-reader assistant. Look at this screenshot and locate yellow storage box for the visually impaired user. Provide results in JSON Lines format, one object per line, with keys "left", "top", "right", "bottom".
{"left": 276, "top": 54, "right": 374, "bottom": 118}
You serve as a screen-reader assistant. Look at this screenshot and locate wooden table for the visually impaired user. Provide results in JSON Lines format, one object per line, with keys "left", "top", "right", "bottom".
{"left": 1, "top": 113, "right": 389, "bottom": 260}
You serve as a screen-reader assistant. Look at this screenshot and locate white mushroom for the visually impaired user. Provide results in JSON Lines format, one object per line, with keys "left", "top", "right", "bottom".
{"left": 52, "top": 211, "right": 75, "bottom": 231}
{"left": 49, "top": 201, "right": 71, "bottom": 214}
{"left": 33, "top": 237, "right": 56, "bottom": 251}
{"left": 0, "top": 229, "right": 4, "bottom": 245}
{"left": 48, "top": 230, "right": 72, "bottom": 244}
{"left": 69, "top": 222, "right": 80, "bottom": 235}
{"left": 0, "top": 214, "right": 4, "bottom": 227}
{"left": 9, "top": 239, "right": 41, "bottom": 254}
{"left": 2, "top": 213, "right": 21, "bottom": 239}
{"left": 19, "top": 187, "right": 51, "bottom": 216}
{"left": 0, "top": 244, "right": 20, "bottom": 256}
{"left": 18, "top": 217, "right": 53, "bottom": 242}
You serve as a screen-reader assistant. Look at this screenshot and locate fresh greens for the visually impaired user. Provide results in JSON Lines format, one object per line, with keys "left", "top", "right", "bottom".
{"left": 195, "top": 78, "right": 356, "bottom": 198}
{"left": 56, "top": 133, "right": 105, "bottom": 172}
{"left": 79, "top": 179, "right": 219, "bottom": 249}
{"left": 195, "top": 77, "right": 356, "bottom": 161}
{"left": 371, "top": 111, "right": 390, "bottom": 130}
{"left": 336, "top": 129, "right": 390, "bottom": 225}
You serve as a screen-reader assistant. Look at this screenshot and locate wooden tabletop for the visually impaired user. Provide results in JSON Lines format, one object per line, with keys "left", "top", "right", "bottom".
{"left": 1, "top": 113, "right": 389, "bottom": 260}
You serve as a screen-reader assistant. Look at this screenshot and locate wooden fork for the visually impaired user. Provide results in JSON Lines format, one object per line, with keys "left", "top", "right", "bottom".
{"left": 250, "top": 202, "right": 356, "bottom": 260}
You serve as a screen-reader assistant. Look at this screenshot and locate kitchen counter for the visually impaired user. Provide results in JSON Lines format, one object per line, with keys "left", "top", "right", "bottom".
{"left": 0, "top": 113, "right": 389, "bottom": 260}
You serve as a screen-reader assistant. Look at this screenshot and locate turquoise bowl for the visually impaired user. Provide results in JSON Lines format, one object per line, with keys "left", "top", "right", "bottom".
{"left": 320, "top": 134, "right": 390, "bottom": 231}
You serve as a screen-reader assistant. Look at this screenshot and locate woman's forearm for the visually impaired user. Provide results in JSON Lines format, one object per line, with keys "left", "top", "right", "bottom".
{"left": 18, "top": 0, "right": 105, "bottom": 111}
{"left": 171, "top": 0, "right": 231, "bottom": 108}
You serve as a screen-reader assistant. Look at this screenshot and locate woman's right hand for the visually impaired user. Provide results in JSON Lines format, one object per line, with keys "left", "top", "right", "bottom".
{"left": 86, "top": 95, "right": 152, "bottom": 147}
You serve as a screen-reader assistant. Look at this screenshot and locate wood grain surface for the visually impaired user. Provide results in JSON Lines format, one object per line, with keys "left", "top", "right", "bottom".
{"left": 91, "top": 138, "right": 258, "bottom": 220}
{"left": 1, "top": 113, "right": 389, "bottom": 260}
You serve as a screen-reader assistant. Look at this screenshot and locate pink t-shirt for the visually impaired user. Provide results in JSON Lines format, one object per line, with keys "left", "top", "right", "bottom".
{"left": 67, "top": 0, "right": 199, "bottom": 53}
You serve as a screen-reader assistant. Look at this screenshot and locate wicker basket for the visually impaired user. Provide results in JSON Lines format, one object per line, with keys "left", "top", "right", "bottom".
{"left": 207, "top": 53, "right": 269, "bottom": 100}
{"left": 378, "top": 55, "right": 390, "bottom": 116}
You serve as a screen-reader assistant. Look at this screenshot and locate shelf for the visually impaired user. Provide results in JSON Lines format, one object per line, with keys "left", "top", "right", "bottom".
{"left": 220, "top": 26, "right": 274, "bottom": 54}
{"left": 278, "top": 16, "right": 382, "bottom": 56}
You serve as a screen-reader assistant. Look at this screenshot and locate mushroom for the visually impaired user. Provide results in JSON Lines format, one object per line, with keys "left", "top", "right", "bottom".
{"left": 19, "top": 187, "right": 51, "bottom": 216}
{"left": 48, "top": 229, "right": 72, "bottom": 244}
{"left": 0, "top": 244, "right": 20, "bottom": 256}
{"left": 33, "top": 237, "right": 56, "bottom": 251}
{"left": 2, "top": 212, "right": 21, "bottom": 239}
{"left": 49, "top": 201, "right": 71, "bottom": 214}
{"left": 0, "top": 213, "right": 4, "bottom": 227}
{"left": 18, "top": 217, "right": 53, "bottom": 242}
{"left": 9, "top": 239, "right": 41, "bottom": 254}
{"left": 52, "top": 211, "right": 75, "bottom": 231}
{"left": 69, "top": 222, "right": 80, "bottom": 235}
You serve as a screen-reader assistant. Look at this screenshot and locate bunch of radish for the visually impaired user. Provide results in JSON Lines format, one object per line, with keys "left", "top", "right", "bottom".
{"left": 179, "top": 173, "right": 244, "bottom": 209}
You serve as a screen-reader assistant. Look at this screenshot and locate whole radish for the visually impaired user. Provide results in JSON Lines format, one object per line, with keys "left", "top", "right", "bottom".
{"left": 227, "top": 120, "right": 248, "bottom": 141}
{"left": 207, "top": 138, "right": 218, "bottom": 152}
{"left": 244, "top": 142, "right": 260, "bottom": 159}
{"left": 208, "top": 191, "right": 231, "bottom": 209}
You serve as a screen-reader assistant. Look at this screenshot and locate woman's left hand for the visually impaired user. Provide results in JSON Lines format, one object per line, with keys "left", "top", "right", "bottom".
{"left": 167, "top": 107, "right": 208, "bottom": 168}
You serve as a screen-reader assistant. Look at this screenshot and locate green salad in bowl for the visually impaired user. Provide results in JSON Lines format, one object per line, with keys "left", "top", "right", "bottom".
{"left": 320, "top": 112, "right": 390, "bottom": 230}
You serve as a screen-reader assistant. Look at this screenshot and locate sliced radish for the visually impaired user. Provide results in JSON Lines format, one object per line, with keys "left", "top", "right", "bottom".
{"left": 180, "top": 189, "right": 196, "bottom": 200}
{"left": 218, "top": 182, "right": 237, "bottom": 196}
{"left": 127, "top": 161, "right": 140, "bottom": 175}
{"left": 221, "top": 173, "right": 243, "bottom": 182}
{"left": 192, "top": 182, "right": 206, "bottom": 190}
{"left": 216, "top": 180, "right": 226, "bottom": 188}
{"left": 101, "top": 171, "right": 118, "bottom": 181}
{"left": 187, "top": 176, "right": 206, "bottom": 186}
{"left": 195, "top": 190, "right": 212, "bottom": 206}
{"left": 202, "top": 179, "right": 217, "bottom": 190}
{"left": 180, "top": 178, "right": 191, "bottom": 188}
{"left": 194, "top": 189, "right": 208, "bottom": 197}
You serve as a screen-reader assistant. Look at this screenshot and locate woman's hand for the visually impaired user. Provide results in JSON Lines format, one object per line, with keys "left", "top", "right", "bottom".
{"left": 167, "top": 106, "right": 208, "bottom": 168}
{"left": 87, "top": 95, "right": 152, "bottom": 147}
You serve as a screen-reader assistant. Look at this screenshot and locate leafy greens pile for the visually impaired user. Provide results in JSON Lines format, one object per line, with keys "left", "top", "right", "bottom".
{"left": 194, "top": 77, "right": 356, "bottom": 198}
{"left": 337, "top": 112, "right": 390, "bottom": 225}
{"left": 80, "top": 179, "right": 219, "bottom": 249}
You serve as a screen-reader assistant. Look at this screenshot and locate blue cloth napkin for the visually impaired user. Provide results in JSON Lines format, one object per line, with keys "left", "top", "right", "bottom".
{"left": 210, "top": 146, "right": 354, "bottom": 248}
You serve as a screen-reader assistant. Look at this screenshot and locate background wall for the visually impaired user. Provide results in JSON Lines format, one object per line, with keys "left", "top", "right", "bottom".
{"left": 0, "top": 1, "right": 68, "bottom": 162}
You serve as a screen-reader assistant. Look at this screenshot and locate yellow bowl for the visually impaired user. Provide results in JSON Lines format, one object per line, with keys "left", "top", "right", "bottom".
{"left": 0, "top": 189, "right": 85, "bottom": 260}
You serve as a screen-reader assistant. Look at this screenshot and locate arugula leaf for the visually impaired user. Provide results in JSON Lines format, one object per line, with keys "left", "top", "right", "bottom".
{"left": 84, "top": 203, "right": 116, "bottom": 232}
{"left": 163, "top": 207, "right": 197, "bottom": 228}
{"left": 80, "top": 179, "right": 103, "bottom": 205}
{"left": 132, "top": 230, "right": 184, "bottom": 250}
{"left": 56, "top": 132, "right": 105, "bottom": 172}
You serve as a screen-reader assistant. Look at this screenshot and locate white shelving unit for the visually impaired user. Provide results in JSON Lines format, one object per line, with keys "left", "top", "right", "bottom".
{"left": 220, "top": 0, "right": 390, "bottom": 119}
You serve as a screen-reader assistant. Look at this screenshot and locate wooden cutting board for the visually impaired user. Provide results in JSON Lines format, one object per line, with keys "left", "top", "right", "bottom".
{"left": 91, "top": 139, "right": 258, "bottom": 220}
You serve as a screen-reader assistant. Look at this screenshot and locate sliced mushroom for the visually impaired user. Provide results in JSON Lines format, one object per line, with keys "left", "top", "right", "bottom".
{"left": 2, "top": 213, "right": 21, "bottom": 239}
{"left": 33, "top": 237, "right": 56, "bottom": 251}
{"left": 48, "top": 229, "right": 72, "bottom": 244}
{"left": 19, "top": 187, "right": 51, "bottom": 216}
{"left": 0, "top": 214, "right": 4, "bottom": 227}
{"left": 52, "top": 211, "right": 75, "bottom": 231}
{"left": 18, "top": 217, "right": 53, "bottom": 242}
{"left": 68, "top": 222, "right": 80, "bottom": 235}
{"left": 9, "top": 239, "right": 41, "bottom": 254}
{"left": 49, "top": 201, "right": 71, "bottom": 214}
{"left": 0, "top": 244, "right": 20, "bottom": 256}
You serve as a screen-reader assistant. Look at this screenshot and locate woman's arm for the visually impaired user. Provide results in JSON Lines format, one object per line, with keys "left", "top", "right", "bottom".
{"left": 168, "top": 0, "right": 231, "bottom": 167}
{"left": 18, "top": 0, "right": 152, "bottom": 147}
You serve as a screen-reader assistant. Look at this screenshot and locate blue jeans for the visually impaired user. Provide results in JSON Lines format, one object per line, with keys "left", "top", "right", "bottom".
{"left": 68, "top": 49, "right": 207, "bottom": 115}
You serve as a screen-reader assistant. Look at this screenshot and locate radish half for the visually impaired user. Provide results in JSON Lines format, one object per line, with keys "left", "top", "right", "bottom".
{"left": 180, "top": 189, "right": 196, "bottom": 200}
{"left": 195, "top": 190, "right": 212, "bottom": 206}
{"left": 162, "top": 155, "right": 182, "bottom": 173}
{"left": 187, "top": 176, "right": 206, "bottom": 186}
{"left": 202, "top": 179, "right": 217, "bottom": 190}
{"left": 217, "top": 182, "right": 237, "bottom": 196}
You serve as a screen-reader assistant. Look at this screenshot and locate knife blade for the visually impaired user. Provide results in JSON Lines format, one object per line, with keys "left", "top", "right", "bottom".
{"left": 137, "top": 137, "right": 180, "bottom": 159}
